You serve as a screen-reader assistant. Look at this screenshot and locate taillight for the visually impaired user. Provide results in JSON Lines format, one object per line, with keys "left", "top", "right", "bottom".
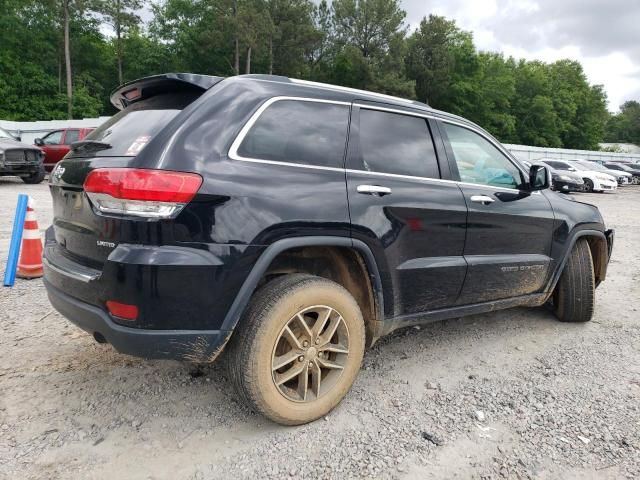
{"left": 84, "top": 168, "right": 202, "bottom": 218}
{"left": 106, "top": 300, "right": 138, "bottom": 320}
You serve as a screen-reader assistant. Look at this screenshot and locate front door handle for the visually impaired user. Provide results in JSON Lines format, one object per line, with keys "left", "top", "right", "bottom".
{"left": 470, "top": 194, "right": 495, "bottom": 205}
{"left": 357, "top": 185, "right": 392, "bottom": 196}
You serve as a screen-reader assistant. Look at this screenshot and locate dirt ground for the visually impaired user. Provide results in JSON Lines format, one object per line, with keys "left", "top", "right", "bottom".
{"left": 0, "top": 177, "right": 638, "bottom": 480}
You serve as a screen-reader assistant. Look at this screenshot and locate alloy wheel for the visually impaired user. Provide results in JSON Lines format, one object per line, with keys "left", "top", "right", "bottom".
{"left": 271, "top": 305, "right": 350, "bottom": 402}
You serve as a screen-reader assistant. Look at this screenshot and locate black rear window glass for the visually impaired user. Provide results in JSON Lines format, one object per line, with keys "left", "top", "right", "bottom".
{"left": 67, "top": 92, "right": 199, "bottom": 158}
{"left": 237, "top": 100, "right": 350, "bottom": 168}
{"left": 357, "top": 109, "right": 439, "bottom": 178}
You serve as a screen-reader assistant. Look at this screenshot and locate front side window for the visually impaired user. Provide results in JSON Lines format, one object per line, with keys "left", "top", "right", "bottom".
{"left": 43, "top": 130, "right": 63, "bottom": 145}
{"left": 237, "top": 100, "right": 350, "bottom": 168}
{"left": 356, "top": 109, "right": 439, "bottom": 178}
{"left": 442, "top": 123, "right": 524, "bottom": 189}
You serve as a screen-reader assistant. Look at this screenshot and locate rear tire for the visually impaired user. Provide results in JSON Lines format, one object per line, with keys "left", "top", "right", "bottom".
{"left": 553, "top": 239, "right": 595, "bottom": 323}
{"left": 22, "top": 165, "right": 45, "bottom": 184}
{"left": 583, "top": 178, "right": 594, "bottom": 192}
{"left": 227, "top": 274, "right": 366, "bottom": 425}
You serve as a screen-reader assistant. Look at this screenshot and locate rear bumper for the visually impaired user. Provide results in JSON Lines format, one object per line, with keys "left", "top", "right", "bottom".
{"left": 43, "top": 226, "right": 260, "bottom": 331}
{"left": 44, "top": 279, "right": 230, "bottom": 362}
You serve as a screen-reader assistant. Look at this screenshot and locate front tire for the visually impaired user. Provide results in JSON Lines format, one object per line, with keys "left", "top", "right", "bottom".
{"left": 22, "top": 165, "right": 46, "bottom": 184}
{"left": 553, "top": 239, "right": 595, "bottom": 323}
{"left": 227, "top": 274, "right": 366, "bottom": 425}
{"left": 583, "top": 178, "right": 594, "bottom": 192}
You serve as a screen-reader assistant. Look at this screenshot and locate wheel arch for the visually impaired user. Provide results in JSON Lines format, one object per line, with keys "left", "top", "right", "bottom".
{"left": 546, "top": 229, "right": 609, "bottom": 295}
{"left": 221, "top": 237, "right": 385, "bottom": 347}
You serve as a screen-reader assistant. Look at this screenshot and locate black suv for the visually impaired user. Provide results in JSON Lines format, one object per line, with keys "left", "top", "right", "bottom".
{"left": 43, "top": 74, "right": 614, "bottom": 425}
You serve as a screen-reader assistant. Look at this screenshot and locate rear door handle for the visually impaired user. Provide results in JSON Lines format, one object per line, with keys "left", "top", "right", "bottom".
{"left": 470, "top": 195, "right": 495, "bottom": 205}
{"left": 357, "top": 185, "right": 392, "bottom": 196}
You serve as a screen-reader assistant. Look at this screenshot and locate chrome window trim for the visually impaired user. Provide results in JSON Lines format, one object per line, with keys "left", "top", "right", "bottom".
{"left": 228, "top": 96, "right": 535, "bottom": 194}
{"left": 228, "top": 96, "right": 351, "bottom": 168}
{"left": 354, "top": 102, "right": 529, "bottom": 181}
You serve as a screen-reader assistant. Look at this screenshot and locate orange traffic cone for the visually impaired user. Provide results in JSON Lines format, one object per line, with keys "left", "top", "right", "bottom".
{"left": 17, "top": 199, "right": 43, "bottom": 279}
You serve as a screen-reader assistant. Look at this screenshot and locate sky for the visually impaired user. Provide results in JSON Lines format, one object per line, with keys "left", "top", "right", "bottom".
{"left": 395, "top": 0, "right": 640, "bottom": 112}
{"left": 137, "top": 0, "right": 639, "bottom": 112}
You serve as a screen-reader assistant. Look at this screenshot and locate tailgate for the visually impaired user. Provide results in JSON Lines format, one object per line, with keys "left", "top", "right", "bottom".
{"left": 49, "top": 158, "right": 127, "bottom": 266}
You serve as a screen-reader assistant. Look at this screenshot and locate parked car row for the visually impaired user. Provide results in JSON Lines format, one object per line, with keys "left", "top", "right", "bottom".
{"left": 524, "top": 158, "right": 640, "bottom": 194}
{"left": 34, "top": 127, "right": 95, "bottom": 171}
{"left": 0, "top": 126, "right": 95, "bottom": 184}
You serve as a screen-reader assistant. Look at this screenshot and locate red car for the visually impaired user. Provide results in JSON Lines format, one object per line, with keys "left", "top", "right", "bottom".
{"left": 35, "top": 127, "right": 94, "bottom": 171}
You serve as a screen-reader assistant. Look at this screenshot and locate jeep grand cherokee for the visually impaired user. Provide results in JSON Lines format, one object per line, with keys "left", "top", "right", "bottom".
{"left": 43, "top": 74, "right": 614, "bottom": 425}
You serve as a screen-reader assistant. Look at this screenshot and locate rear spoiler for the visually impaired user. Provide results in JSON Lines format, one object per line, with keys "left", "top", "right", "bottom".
{"left": 110, "top": 73, "right": 224, "bottom": 110}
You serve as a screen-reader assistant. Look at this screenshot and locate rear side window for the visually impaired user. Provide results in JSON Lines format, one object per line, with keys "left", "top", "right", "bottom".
{"left": 546, "top": 161, "right": 567, "bottom": 170}
{"left": 67, "top": 92, "right": 200, "bottom": 158}
{"left": 64, "top": 129, "right": 80, "bottom": 144}
{"left": 237, "top": 100, "right": 350, "bottom": 168}
{"left": 356, "top": 109, "right": 439, "bottom": 178}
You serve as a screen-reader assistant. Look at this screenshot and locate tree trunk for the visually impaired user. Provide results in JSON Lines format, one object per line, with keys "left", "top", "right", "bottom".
{"left": 269, "top": 36, "right": 273, "bottom": 75}
{"left": 63, "top": 0, "right": 72, "bottom": 119}
{"left": 116, "top": 0, "right": 123, "bottom": 85}
{"left": 245, "top": 47, "right": 251, "bottom": 74}
{"left": 234, "top": 38, "right": 239, "bottom": 75}
{"left": 233, "top": 0, "right": 239, "bottom": 75}
{"left": 58, "top": 52, "right": 62, "bottom": 93}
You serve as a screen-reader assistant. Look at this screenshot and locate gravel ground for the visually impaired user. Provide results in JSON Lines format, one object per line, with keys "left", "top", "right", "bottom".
{"left": 0, "top": 177, "right": 638, "bottom": 480}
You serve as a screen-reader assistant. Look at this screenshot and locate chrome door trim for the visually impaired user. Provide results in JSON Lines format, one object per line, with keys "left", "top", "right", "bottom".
{"left": 228, "top": 96, "right": 351, "bottom": 167}
{"left": 227, "top": 96, "right": 536, "bottom": 195}
{"left": 357, "top": 185, "right": 392, "bottom": 195}
{"left": 470, "top": 195, "right": 496, "bottom": 205}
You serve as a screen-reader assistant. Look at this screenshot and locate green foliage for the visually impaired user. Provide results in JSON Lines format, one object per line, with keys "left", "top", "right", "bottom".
{"left": 605, "top": 101, "right": 640, "bottom": 144}
{"left": 0, "top": 0, "right": 625, "bottom": 150}
{"left": 406, "top": 15, "right": 477, "bottom": 110}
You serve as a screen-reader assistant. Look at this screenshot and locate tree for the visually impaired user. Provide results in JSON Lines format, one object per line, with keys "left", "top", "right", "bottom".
{"left": 96, "top": 0, "right": 144, "bottom": 85}
{"left": 329, "top": 0, "right": 411, "bottom": 95}
{"left": 405, "top": 15, "right": 477, "bottom": 110}
{"left": 605, "top": 101, "right": 640, "bottom": 144}
{"left": 511, "top": 61, "right": 561, "bottom": 147}
{"left": 266, "top": 0, "right": 319, "bottom": 77}
{"left": 332, "top": 0, "right": 406, "bottom": 59}
{"left": 466, "top": 53, "right": 517, "bottom": 142}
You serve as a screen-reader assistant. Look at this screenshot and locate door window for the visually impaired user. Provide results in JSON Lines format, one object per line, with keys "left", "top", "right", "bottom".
{"left": 42, "top": 130, "right": 63, "bottom": 145}
{"left": 356, "top": 108, "right": 439, "bottom": 178}
{"left": 64, "top": 129, "right": 80, "bottom": 144}
{"left": 442, "top": 123, "right": 523, "bottom": 189}
{"left": 237, "top": 100, "right": 350, "bottom": 168}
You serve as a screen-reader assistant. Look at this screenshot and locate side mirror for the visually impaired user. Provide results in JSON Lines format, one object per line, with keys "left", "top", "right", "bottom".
{"left": 529, "top": 165, "right": 550, "bottom": 191}
{"left": 34, "top": 138, "right": 44, "bottom": 146}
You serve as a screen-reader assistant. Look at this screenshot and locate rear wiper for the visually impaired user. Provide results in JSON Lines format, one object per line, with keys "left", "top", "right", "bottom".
{"left": 70, "top": 140, "right": 112, "bottom": 153}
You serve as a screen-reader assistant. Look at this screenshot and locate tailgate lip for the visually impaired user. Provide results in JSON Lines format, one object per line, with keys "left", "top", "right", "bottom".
{"left": 43, "top": 244, "right": 101, "bottom": 283}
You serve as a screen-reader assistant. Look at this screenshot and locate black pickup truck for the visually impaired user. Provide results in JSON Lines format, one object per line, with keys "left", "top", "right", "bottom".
{"left": 0, "top": 126, "right": 45, "bottom": 183}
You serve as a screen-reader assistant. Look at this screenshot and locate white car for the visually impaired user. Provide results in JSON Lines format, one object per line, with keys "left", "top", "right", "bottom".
{"left": 576, "top": 160, "right": 633, "bottom": 185}
{"left": 541, "top": 159, "right": 618, "bottom": 193}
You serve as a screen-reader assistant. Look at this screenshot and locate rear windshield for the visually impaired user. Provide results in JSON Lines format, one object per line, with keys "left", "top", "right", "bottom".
{"left": 67, "top": 92, "right": 200, "bottom": 158}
